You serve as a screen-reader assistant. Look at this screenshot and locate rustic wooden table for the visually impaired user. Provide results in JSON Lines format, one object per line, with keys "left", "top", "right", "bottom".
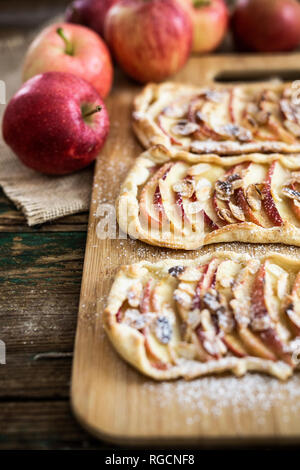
{"left": 0, "top": 0, "right": 117, "bottom": 450}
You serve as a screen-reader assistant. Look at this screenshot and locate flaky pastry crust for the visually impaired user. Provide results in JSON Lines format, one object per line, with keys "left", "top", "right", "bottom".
{"left": 117, "top": 146, "right": 300, "bottom": 250}
{"left": 104, "top": 251, "right": 300, "bottom": 381}
{"left": 133, "top": 82, "right": 300, "bottom": 156}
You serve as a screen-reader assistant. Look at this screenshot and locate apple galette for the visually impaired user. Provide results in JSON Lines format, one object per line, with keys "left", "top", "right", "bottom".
{"left": 117, "top": 146, "right": 300, "bottom": 250}
{"left": 133, "top": 82, "right": 300, "bottom": 155}
{"left": 104, "top": 252, "right": 300, "bottom": 380}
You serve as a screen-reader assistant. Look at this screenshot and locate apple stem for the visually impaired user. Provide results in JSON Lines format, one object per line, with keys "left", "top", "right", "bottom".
{"left": 193, "top": 0, "right": 211, "bottom": 7}
{"left": 56, "top": 27, "right": 74, "bottom": 56}
{"left": 82, "top": 105, "right": 102, "bottom": 118}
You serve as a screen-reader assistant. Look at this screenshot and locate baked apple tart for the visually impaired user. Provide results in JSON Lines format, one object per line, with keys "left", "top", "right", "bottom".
{"left": 104, "top": 252, "right": 300, "bottom": 381}
{"left": 133, "top": 82, "right": 300, "bottom": 155}
{"left": 117, "top": 146, "right": 300, "bottom": 250}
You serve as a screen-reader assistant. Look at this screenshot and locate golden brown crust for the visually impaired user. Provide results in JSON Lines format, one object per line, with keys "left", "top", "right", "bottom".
{"left": 117, "top": 146, "right": 300, "bottom": 250}
{"left": 133, "top": 81, "right": 300, "bottom": 155}
{"left": 104, "top": 251, "right": 300, "bottom": 381}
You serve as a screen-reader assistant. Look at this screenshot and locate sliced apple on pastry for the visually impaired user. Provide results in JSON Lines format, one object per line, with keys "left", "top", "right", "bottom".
{"left": 222, "top": 333, "right": 248, "bottom": 358}
{"left": 250, "top": 262, "right": 293, "bottom": 365}
{"left": 192, "top": 258, "right": 220, "bottom": 309}
{"left": 195, "top": 312, "right": 226, "bottom": 360}
{"left": 157, "top": 114, "right": 182, "bottom": 146}
{"left": 281, "top": 172, "right": 300, "bottom": 224}
{"left": 260, "top": 161, "right": 284, "bottom": 227}
{"left": 267, "top": 161, "right": 300, "bottom": 227}
{"left": 289, "top": 183, "right": 300, "bottom": 221}
{"left": 159, "top": 161, "right": 193, "bottom": 235}
{"left": 140, "top": 279, "right": 154, "bottom": 314}
{"left": 212, "top": 165, "right": 247, "bottom": 225}
{"left": 139, "top": 162, "right": 173, "bottom": 230}
{"left": 185, "top": 177, "right": 219, "bottom": 232}
{"left": 252, "top": 89, "right": 294, "bottom": 143}
{"left": 187, "top": 96, "right": 224, "bottom": 141}
{"left": 234, "top": 162, "right": 274, "bottom": 228}
{"left": 230, "top": 260, "right": 277, "bottom": 361}
{"left": 285, "top": 270, "right": 300, "bottom": 336}
{"left": 267, "top": 115, "right": 296, "bottom": 145}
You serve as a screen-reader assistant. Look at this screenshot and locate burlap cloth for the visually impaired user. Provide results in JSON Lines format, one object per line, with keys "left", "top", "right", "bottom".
{"left": 0, "top": 20, "right": 93, "bottom": 226}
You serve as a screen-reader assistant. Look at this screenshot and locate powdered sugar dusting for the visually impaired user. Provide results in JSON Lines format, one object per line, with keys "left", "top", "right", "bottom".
{"left": 143, "top": 373, "right": 300, "bottom": 425}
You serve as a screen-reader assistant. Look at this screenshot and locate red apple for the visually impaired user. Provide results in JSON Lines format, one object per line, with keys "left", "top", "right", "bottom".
{"left": 105, "top": 0, "right": 193, "bottom": 83}
{"left": 181, "top": 0, "right": 229, "bottom": 53}
{"left": 22, "top": 22, "right": 113, "bottom": 98}
{"left": 2, "top": 72, "right": 109, "bottom": 175}
{"left": 65, "top": 0, "right": 119, "bottom": 37}
{"left": 232, "top": 0, "right": 300, "bottom": 53}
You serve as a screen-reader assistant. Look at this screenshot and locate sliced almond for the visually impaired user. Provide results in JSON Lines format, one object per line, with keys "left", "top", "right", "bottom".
{"left": 251, "top": 315, "right": 272, "bottom": 332}
{"left": 284, "top": 120, "right": 300, "bottom": 137}
{"left": 280, "top": 99, "right": 295, "bottom": 122}
{"left": 174, "top": 289, "right": 192, "bottom": 309}
{"left": 154, "top": 316, "right": 172, "bottom": 344}
{"left": 203, "top": 335, "right": 227, "bottom": 357}
{"left": 216, "top": 260, "right": 241, "bottom": 288}
{"left": 231, "top": 178, "right": 243, "bottom": 190}
{"left": 187, "top": 309, "right": 202, "bottom": 329}
{"left": 228, "top": 201, "right": 246, "bottom": 222}
{"left": 185, "top": 201, "right": 203, "bottom": 215}
{"left": 196, "top": 178, "right": 212, "bottom": 202}
{"left": 163, "top": 102, "right": 188, "bottom": 119}
{"left": 219, "top": 208, "right": 238, "bottom": 224}
{"left": 282, "top": 186, "right": 300, "bottom": 202}
{"left": 187, "top": 163, "right": 210, "bottom": 176}
{"left": 218, "top": 124, "right": 252, "bottom": 142}
{"left": 215, "top": 180, "right": 233, "bottom": 201}
{"left": 178, "top": 281, "right": 196, "bottom": 296}
{"left": 246, "top": 184, "right": 262, "bottom": 211}
{"left": 123, "top": 309, "right": 154, "bottom": 330}
{"left": 204, "top": 90, "right": 223, "bottom": 103}
{"left": 266, "top": 263, "right": 287, "bottom": 278}
{"left": 127, "top": 281, "right": 143, "bottom": 307}
{"left": 171, "top": 120, "right": 199, "bottom": 136}
{"left": 277, "top": 273, "right": 289, "bottom": 300}
{"left": 200, "top": 309, "right": 216, "bottom": 334}
{"left": 178, "top": 266, "right": 203, "bottom": 283}
{"left": 172, "top": 179, "right": 195, "bottom": 197}
{"left": 256, "top": 110, "right": 270, "bottom": 125}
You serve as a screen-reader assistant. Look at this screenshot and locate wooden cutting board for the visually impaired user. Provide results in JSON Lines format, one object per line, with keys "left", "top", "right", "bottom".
{"left": 71, "top": 54, "right": 300, "bottom": 446}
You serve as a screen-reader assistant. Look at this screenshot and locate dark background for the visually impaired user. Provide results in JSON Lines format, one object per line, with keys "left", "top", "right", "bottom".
{"left": 0, "top": 0, "right": 235, "bottom": 30}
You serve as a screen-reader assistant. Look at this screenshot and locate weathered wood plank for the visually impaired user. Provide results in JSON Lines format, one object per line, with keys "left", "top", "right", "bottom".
{"left": 0, "top": 231, "right": 85, "bottom": 400}
{"left": 0, "top": 353, "right": 72, "bottom": 399}
{"left": 0, "top": 232, "right": 86, "bottom": 352}
{"left": 0, "top": 400, "right": 108, "bottom": 450}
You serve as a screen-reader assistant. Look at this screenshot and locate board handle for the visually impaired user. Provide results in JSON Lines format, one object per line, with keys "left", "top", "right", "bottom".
{"left": 215, "top": 69, "right": 300, "bottom": 83}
